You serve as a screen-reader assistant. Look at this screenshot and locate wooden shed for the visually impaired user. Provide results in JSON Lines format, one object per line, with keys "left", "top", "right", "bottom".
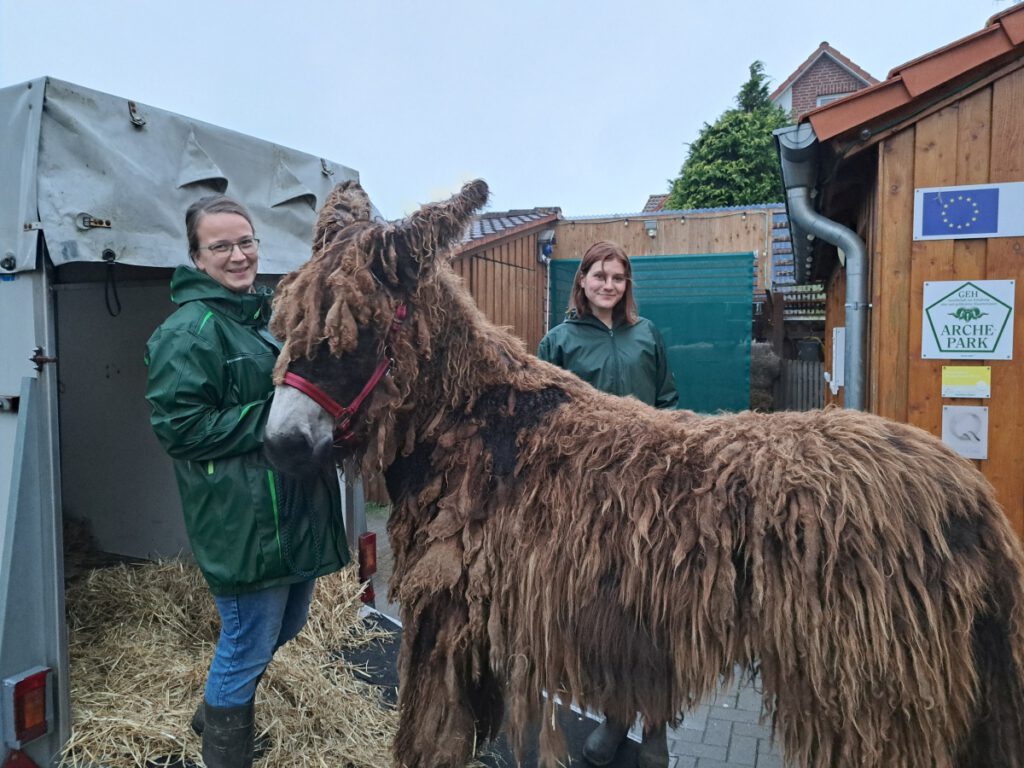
{"left": 776, "top": 5, "right": 1024, "bottom": 535}
{"left": 453, "top": 207, "right": 558, "bottom": 351}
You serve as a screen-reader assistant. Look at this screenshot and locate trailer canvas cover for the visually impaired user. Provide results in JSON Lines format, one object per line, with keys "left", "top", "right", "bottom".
{"left": 0, "top": 77, "right": 360, "bottom": 274}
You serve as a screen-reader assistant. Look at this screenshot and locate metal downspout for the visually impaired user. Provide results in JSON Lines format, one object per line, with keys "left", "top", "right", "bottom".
{"left": 786, "top": 188, "right": 869, "bottom": 410}
{"left": 775, "top": 123, "right": 869, "bottom": 411}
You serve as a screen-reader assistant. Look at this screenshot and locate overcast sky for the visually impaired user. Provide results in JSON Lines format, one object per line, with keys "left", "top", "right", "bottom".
{"left": 0, "top": 0, "right": 1015, "bottom": 219}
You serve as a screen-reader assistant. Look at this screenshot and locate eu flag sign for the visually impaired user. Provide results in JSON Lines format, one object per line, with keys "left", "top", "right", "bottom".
{"left": 916, "top": 182, "right": 1024, "bottom": 240}
{"left": 921, "top": 188, "right": 999, "bottom": 236}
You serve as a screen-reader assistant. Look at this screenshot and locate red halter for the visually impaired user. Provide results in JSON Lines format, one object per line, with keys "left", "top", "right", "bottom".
{"left": 282, "top": 303, "right": 408, "bottom": 447}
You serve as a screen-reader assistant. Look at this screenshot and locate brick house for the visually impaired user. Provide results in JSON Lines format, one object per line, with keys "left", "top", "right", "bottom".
{"left": 770, "top": 42, "right": 878, "bottom": 117}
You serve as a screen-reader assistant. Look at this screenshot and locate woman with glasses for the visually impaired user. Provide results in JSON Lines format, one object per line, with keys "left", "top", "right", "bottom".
{"left": 537, "top": 240, "right": 677, "bottom": 768}
{"left": 144, "top": 195, "right": 348, "bottom": 768}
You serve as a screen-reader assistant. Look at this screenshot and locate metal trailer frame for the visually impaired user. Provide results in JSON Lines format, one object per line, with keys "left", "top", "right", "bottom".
{"left": 0, "top": 76, "right": 368, "bottom": 767}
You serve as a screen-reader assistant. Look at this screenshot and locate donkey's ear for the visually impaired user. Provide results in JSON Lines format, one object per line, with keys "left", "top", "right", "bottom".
{"left": 391, "top": 179, "right": 489, "bottom": 276}
{"left": 313, "top": 181, "right": 374, "bottom": 249}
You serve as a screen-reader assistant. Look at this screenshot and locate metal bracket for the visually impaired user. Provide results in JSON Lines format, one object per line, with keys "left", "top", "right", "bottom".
{"left": 127, "top": 100, "right": 146, "bottom": 127}
{"left": 30, "top": 347, "right": 57, "bottom": 372}
{"left": 75, "top": 213, "right": 112, "bottom": 230}
{"left": 22, "top": 222, "right": 42, "bottom": 231}
{"left": 0, "top": 396, "right": 18, "bottom": 413}
{"left": 320, "top": 158, "right": 334, "bottom": 176}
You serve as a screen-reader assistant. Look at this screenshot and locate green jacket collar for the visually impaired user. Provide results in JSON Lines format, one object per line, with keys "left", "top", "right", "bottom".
{"left": 169, "top": 266, "right": 272, "bottom": 326}
{"left": 565, "top": 309, "right": 628, "bottom": 331}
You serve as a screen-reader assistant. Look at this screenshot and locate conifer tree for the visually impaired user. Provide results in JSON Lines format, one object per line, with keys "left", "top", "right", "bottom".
{"left": 666, "top": 62, "right": 789, "bottom": 209}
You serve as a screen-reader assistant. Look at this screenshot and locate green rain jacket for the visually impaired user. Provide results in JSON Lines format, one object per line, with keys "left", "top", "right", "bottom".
{"left": 538, "top": 313, "right": 679, "bottom": 409}
{"left": 144, "top": 266, "right": 348, "bottom": 595}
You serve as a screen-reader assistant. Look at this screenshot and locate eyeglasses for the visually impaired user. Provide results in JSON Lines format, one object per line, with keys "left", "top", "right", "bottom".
{"left": 199, "top": 237, "right": 260, "bottom": 256}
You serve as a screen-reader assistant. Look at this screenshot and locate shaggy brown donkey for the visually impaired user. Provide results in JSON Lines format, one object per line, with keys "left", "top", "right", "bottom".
{"left": 263, "top": 180, "right": 1024, "bottom": 768}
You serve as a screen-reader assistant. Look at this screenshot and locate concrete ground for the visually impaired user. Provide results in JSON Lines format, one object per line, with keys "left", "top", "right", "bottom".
{"left": 364, "top": 506, "right": 786, "bottom": 768}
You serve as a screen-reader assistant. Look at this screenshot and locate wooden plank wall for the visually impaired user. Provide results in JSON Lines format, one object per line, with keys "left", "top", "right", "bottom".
{"left": 452, "top": 230, "right": 547, "bottom": 351}
{"left": 779, "top": 360, "right": 825, "bottom": 410}
{"left": 871, "top": 128, "right": 915, "bottom": 422}
{"left": 865, "top": 72, "right": 1024, "bottom": 535}
{"left": 987, "top": 69, "right": 1024, "bottom": 536}
{"left": 552, "top": 210, "right": 774, "bottom": 291}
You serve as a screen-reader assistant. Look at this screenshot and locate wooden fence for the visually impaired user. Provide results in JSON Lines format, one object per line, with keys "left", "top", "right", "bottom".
{"left": 777, "top": 360, "right": 824, "bottom": 411}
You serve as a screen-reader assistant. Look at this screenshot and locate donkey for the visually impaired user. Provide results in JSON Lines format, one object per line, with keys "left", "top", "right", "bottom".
{"left": 263, "top": 179, "right": 1024, "bottom": 768}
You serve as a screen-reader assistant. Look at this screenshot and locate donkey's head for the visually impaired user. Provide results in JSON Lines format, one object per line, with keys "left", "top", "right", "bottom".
{"left": 263, "top": 179, "right": 489, "bottom": 475}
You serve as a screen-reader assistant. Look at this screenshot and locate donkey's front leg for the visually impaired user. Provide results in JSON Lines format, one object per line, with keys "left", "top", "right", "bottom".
{"left": 393, "top": 584, "right": 495, "bottom": 767}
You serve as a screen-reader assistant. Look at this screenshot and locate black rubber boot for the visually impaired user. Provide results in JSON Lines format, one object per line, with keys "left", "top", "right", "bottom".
{"left": 192, "top": 702, "right": 271, "bottom": 760}
{"left": 200, "top": 701, "right": 254, "bottom": 768}
{"left": 190, "top": 702, "right": 205, "bottom": 736}
{"left": 638, "top": 723, "right": 669, "bottom": 768}
{"left": 582, "top": 718, "right": 629, "bottom": 766}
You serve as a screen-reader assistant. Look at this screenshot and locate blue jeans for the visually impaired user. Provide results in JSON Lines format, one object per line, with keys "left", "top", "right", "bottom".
{"left": 205, "top": 579, "right": 316, "bottom": 708}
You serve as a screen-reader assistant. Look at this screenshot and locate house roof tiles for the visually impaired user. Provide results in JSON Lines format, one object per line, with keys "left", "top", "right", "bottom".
{"left": 642, "top": 194, "right": 669, "bottom": 212}
{"left": 458, "top": 208, "right": 560, "bottom": 253}
{"left": 464, "top": 208, "right": 559, "bottom": 241}
{"left": 803, "top": 4, "right": 1024, "bottom": 141}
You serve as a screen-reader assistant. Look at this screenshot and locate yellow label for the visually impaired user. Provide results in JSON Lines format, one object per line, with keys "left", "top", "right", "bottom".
{"left": 941, "top": 366, "right": 991, "bottom": 398}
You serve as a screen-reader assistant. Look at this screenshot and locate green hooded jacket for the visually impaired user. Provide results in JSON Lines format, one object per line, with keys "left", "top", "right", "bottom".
{"left": 537, "top": 313, "right": 679, "bottom": 409}
{"left": 144, "top": 266, "right": 348, "bottom": 595}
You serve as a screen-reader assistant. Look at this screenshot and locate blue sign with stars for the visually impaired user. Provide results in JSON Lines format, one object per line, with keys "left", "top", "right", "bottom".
{"left": 914, "top": 182, "right": 1023, "bottom": 241}
{"left": 921, "top": 188, "right": 999, "bottom": 236}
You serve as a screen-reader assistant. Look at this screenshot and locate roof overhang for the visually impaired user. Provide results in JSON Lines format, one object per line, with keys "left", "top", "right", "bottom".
{"left": 802, "top": 6, "right": 1024, "bottom": 143}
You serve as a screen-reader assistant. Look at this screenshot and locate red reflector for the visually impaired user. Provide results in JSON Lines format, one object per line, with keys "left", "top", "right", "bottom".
{"left": 358, "top": 531, "right": 377, "bottom": 580}
{"left": 2, "top": 749, "right": 41, "bottom": 767}
{"left": 13, "top": 671, "right": 48, "bottom": 743}
{"left": 360, "top": 580, "right": 376, "bottom": 605}
{"left": 358, "top": 531, "right": 377, "bottom": 605}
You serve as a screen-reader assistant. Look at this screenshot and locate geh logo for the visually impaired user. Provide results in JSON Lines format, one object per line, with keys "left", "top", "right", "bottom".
{"left": 923, "top": 280, "right": 1014, "bottom": 360}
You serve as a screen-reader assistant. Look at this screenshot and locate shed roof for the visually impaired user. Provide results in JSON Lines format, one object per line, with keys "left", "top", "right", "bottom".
{"left": 770, "top": 42, "right": 878, "bottom": 103}
{"left": 458, "top": 207, "right": 560, "bottom": 254}
{"left": 802, "top": 4, "right": 1024, "bottom": 141}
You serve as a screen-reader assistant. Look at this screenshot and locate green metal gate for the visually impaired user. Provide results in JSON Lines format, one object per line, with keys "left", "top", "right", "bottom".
{"left": 548, "top": 253, "right": 753, "bottom": 413}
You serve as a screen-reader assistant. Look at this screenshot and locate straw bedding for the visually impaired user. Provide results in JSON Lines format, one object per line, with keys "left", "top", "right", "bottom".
{"left": 61, "top": 560, "right": 398, "bottom": 767}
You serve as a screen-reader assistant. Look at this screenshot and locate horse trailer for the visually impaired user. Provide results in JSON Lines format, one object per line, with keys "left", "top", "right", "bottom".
{"left": 0, "top": 76, "right": 370, "bottom": 767}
